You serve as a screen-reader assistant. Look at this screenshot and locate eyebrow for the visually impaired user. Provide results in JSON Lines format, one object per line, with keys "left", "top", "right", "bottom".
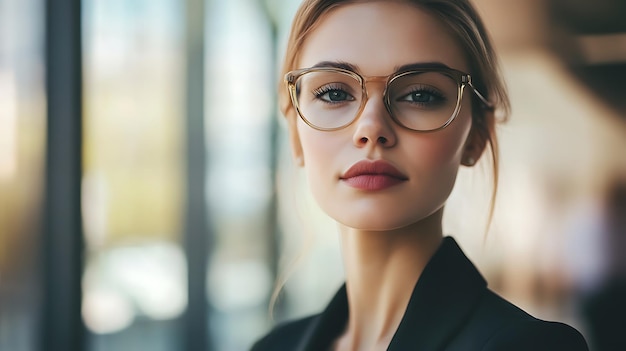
{"left": 395, "top": 62, "right": 453, "bottom": 72}
{"left": 310, "top": 61, "right": 454, "bottom": 74}
{"left": 311, "top": 61, "right": 359, "bottom": 71}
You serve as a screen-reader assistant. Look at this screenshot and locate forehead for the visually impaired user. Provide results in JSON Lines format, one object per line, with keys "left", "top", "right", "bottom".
{"left": 298, "top": 1, "right": 469, "bottom": 75}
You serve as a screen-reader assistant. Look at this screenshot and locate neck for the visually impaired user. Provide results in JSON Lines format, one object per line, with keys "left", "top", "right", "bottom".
{"left": 335, "top": 209, "right": 444, "bottom": 351}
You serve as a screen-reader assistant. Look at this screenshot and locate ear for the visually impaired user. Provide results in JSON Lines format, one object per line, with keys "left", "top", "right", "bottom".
{"left": 461, "top": 113, "right": 491, "bottom": 167}
{"left": 287, "top": 113, "right": 305, "bottom": 167}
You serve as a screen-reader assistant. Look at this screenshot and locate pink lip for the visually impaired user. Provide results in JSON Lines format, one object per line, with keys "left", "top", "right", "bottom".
{"left": 340, "top": 160, "right": 408, "bottom": 191}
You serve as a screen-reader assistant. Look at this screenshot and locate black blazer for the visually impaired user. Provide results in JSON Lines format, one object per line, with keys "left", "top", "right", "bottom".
{"left": 251, "top": 237, "right": 589, "bottom": 350}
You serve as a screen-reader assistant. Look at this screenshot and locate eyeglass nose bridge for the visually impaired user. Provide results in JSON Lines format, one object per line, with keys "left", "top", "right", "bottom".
{"left": 342, "top": 75, "right": 394, "bottom": 131}
{"left": 358, "top": 74, "right": 399, "bottom": 118}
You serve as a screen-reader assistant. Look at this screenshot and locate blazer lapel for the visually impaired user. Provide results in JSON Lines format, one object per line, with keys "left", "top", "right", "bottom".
{"left": 388, "top": 237, "right": 487, "bottom": 350}
{"left": 297, "top": 237, "right": 487, "bottom": 351}
{"left": 299, "top": 284, "right": 349, "bottom": 351}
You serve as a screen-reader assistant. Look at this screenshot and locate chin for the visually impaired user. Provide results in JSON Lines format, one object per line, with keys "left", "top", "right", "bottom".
{"left": 331, "top": 210, "right": 432, "bottom": 232}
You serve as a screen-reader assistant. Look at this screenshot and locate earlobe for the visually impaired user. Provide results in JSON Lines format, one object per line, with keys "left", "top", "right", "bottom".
{"left": 461, "top": 135, "right": 486, "bottom": 167}
{"left": 461, "top": 116, "right": 490, "bottom": 167}
{"left": 463, "top": 156, "right": 476, "bottom": 167}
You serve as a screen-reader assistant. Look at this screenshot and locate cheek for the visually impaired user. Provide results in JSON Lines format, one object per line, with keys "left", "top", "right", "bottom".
{"left": 382, "top": 126, "right": 468, "bottom": 227}
{"left": 411, "top": 112, "right": 471, "bottom": 168}
{"left": 299, "top": 122, "right": 327, "bottom": 165}
{"left": 296, "top": 120, "right": 343, "bottom": 192}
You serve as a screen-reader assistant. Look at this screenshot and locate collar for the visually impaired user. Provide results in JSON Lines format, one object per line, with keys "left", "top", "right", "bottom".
{"left": 299, "top": 236, "right": 487, "bottom": 351}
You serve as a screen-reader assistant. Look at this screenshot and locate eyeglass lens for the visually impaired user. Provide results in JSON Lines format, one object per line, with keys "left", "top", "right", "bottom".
{"left": 294, "top": 70, "right": 460, "bottom": 131}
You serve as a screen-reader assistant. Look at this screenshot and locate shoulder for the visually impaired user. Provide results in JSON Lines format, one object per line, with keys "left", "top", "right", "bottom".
{"left": 481, "top": 319, "right": 588, "bottom": 351}
{"left": 250, "top": 315, "right": 317, "bottom": 351}
{"left": 452, "top": 289, "right": 588, "bottom": 350}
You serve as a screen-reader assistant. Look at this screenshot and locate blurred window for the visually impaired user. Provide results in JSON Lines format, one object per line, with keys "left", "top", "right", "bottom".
{"left": 0, "top": 0, "right": 46, "bottom": 350}
{"left": 82, "top": 0, "right": 186, "bottom": 349}
{"left": 204, "top": 0, "right": 276, "bottom": 349}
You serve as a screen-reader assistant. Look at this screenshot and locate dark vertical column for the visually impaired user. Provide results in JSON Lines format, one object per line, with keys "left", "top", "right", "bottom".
{"left": 42, "top": 0, "right": 84, "bottom": 350}
{"left": 183, "top": 0, "right": 210, "bottom": 350}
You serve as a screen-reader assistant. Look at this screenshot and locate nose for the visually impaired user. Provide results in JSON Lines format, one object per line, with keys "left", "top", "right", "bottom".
{"left": 352, "top": 93, "right": 397, "bottom": 148}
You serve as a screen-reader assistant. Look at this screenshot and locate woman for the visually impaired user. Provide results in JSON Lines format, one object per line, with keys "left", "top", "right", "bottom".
{"left": 253, "top": 0, "right": 589, "bottom": 350}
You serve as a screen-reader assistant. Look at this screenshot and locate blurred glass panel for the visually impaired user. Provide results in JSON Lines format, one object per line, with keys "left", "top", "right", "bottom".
{"left": 82, "top": 0, "right": 185, "bottom": 349}
{"left": 0, "top": 0, "right": 46, "bottom": 350}
{"left": 204, "top": 0, "right": 276, "bottom": 349}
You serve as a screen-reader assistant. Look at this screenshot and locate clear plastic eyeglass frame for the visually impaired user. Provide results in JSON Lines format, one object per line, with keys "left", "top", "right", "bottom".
{"left": 285, "top": 66, "right": 493, "bottom": 132}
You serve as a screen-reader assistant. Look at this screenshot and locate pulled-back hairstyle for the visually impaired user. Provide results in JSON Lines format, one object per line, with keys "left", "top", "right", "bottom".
{"left": 271, "top": 0, "right": 511, "bottom": 315}
{"left": 280, "top": 0, "right": 510, "bottom": 225}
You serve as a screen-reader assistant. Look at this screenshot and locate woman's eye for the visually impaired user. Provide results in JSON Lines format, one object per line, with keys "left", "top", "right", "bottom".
{"left": 313, "top": 86, "right": 355, "bottom": 103}
{"left": 324, "top": 90, "right": 349, "bottom": 102}
{"left": 400, "top": 90, "right": 442, "bottom": 104}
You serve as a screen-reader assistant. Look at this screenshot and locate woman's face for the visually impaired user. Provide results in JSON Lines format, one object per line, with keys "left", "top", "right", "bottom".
{"left": 291, "top": 1, "right": 481, "bottom": 231}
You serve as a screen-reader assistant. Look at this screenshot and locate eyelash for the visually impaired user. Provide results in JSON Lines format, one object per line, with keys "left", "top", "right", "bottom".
{"left": 401, "top": 87, "right": 446, "bottom": 104}
{"left": 312, "top": 84, "right": 347, "bottom": 98}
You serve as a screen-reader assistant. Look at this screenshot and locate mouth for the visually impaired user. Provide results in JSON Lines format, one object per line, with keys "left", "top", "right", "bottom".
{"left": 340, "top": 160, "right": 408, "bottom": 191}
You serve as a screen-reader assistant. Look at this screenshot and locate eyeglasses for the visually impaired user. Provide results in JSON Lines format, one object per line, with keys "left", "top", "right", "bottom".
{"left": 285, "top": 66, "right": 492, "bottom": 132}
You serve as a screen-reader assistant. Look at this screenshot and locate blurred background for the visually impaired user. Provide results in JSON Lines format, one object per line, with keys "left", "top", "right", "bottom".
{"left": 0, "top": 0, "right": 625, "bottom": 350}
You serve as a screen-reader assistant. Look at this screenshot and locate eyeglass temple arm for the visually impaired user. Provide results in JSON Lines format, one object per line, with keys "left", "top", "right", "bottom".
{"left": 464, "top": 76, "right": 494, "bottom": 109}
